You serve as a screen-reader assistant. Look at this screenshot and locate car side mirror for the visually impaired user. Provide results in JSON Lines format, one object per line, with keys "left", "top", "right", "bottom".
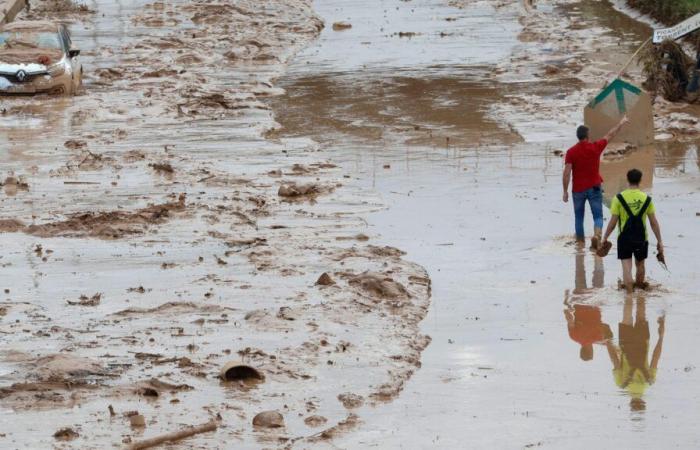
{"left": 68, "top": 49, "right": 80, "bottom": 58}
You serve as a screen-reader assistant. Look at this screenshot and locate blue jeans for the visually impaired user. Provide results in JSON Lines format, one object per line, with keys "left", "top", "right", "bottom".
{"left": 572, "top": 186, "right": 603, "bottom": 240}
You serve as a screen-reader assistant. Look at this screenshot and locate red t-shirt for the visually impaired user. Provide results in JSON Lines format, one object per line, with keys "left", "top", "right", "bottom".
{"left": 565, "top": 139, "right": 608, "bottom": 193}
{"left": 568, "top": 305, "right": 604, "bottom": 346}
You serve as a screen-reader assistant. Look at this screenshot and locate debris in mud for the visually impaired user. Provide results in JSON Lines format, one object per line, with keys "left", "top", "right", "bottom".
{"left": 304, "top": 415, "right": 328, "bottom": 427}
{"left": 338, "top": 392, "right": 364, "bottom": 409}
{"left": 67, "top": 293, "right": 102, "bottom": 306}
{"left": 149, "top": 162, "right": 174, "bottom": 174}
{"left": 28, "top": 0, "right": 93, "bottom": 16}
{"left": 639, "top": 40, "right": 698, "bottom": 102}
{"left": 332, "top": 21, "right": 352, "bottom": 31}
{"left": 252, "top": 410, "right": 285, "bottom": 428}
{"left": 53, "top": 427, "right": 79, "bottom": 441}
{"left": 0, "top": 219, "right": 24, "bottom": 232}
{"left": 316, "top": 272, "right": 336, "bottom": 286}
{"left": 308, "top": 414, "right": 360, "bottom": 442}
{"left": 17, "top": 194, "right": 186, "bottom": 239}
{"left": 64, "top": 139, "right": 87, "bottom": 150}
{"left": 349, "top": 272, "right": 410, "bottom": 300}
{"left": 278, "top": 182, "right": 332, "bottom": 198}
{"left": 130, "top": 414, "right": 146, "bottom": 428}
{"left": 127, "top": 421, "right": 217, "bottom": 450}
{"left": 220, "top": 361, "right": 265, "bottom": 383}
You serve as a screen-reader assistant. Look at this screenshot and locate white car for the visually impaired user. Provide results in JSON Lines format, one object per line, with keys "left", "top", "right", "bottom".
{"left": 0, "top": 20, "right": 82, "bottom": 95}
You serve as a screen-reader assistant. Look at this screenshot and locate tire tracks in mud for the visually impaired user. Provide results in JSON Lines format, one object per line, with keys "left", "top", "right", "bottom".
{"left": 0, "top": 0, "right": 434, "bottom": 447}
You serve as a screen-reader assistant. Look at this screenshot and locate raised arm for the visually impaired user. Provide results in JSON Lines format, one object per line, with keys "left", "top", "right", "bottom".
{"left": 648, "top": 213, "right": 663, "bottom": 253}
{"left": 603, "top": 115, "right": 630, "bottom": 143}
{"left": 562, "top": 164, "right": 572, "bottom": 203}
{"left": 603, "top": 215, "right": 619, "bottom": 243}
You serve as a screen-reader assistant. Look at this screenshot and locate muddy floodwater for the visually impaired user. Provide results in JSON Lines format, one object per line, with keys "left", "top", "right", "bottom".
{"left": 2, "top": 0, "right": 700, "bottom": 448}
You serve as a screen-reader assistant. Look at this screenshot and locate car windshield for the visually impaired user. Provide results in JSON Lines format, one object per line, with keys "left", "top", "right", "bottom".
{"left": 0, "top": 31, "right": 62, "bottom": 50}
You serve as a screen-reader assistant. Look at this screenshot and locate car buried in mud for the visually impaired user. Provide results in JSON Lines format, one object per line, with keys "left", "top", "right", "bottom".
{"left": 0, "top": 20, "right": 82, "bottom": 95}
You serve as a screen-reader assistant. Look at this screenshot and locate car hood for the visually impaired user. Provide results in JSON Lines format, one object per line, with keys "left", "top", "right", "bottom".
{"left": 0, "top": 48, "right": 63, "bottom": 73}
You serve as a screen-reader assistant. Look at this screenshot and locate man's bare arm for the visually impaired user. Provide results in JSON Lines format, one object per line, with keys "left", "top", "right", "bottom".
{"left": 603, "top": 115, "right": 630, "bottom": 143}
{"left": 603, "top": 215, "right": 619, "bottom": 242}
{"left": 651, "top": 316, "right": 665, "bottom": 369}
{"left": 648, "top": 213, "right": 663, "bottom": 252}
{"left": 562, "top": 164, "right": 572, "bottom": 203}
{"left": 606, "top": 341, "right": 621, "bottom": 369}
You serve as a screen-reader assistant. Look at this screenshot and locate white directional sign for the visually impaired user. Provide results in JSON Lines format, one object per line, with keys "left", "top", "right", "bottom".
{"left": 653, "top": 12, "right": 700, "bottom": 43}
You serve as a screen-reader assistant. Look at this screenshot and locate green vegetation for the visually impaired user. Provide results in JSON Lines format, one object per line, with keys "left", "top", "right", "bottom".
{"left": 627, "top": 0, "right": 700, "bottom": 24}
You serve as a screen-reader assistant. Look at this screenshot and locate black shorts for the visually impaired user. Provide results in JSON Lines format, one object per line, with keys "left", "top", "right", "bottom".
{"left": 617, "top": 238, "right": 649, "bottom": 261}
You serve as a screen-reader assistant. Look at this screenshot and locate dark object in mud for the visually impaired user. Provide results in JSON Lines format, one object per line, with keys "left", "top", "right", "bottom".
{"left": 130, "top": 414, "right": 146, "bottom": 428}
{"left": 67, "top": 293, "right": 101, "bottom": 306}
{"left": 278, "top": 182, "right": 328, "bottom": 198}
{"left": 64, "top": 139, "right": 87, "bottom": 150}
{"left": 316, "top": 272, "right": 336, "bottom": 286}
{"left": 138, "top": 387, "right": 159, "bottom": 397}
{"left": 220, "top": 361, "right": 264, "bottom": 383}
{"left": 304, "top": 415, "right": 328, "bottom": 427}
{"left": 639, "top": 40, "right": 696, "bottom": 102}
{"left": 332, "top": 21, "right": 352, "bottom": 31}
{"left": 252, "top": 411, "right": 284, "bottom": 428}
{"left": 128, "top": 421, "right": 217, "bottom": 450}
{"left": 53, "top": 427, "right": 79, "bottom": 440}
{"left": 149, "top": 162, "right": 174, "bottom": 173}
{"left": 596, "top": 241, "right": 613, "bottom": 257}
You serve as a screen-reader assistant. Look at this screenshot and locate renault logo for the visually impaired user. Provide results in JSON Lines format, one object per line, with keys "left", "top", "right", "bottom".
{"left": 16, "top": 70, "right": 27, "bottom": 82}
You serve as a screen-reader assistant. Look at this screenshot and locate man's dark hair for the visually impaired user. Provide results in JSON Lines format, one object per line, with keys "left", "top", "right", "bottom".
{"left": 580, "top": 345, "right": 593, "bottom": 361}
{"left": 627, "top": 169, "right": 643, "bottom": 185}
{"left": 576, "top": 125, "right": 589, "bottom": 141}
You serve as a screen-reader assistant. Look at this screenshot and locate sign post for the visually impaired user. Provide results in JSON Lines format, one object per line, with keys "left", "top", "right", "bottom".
{"left": 653, "top": 12, "right": 700, "bottom": 43}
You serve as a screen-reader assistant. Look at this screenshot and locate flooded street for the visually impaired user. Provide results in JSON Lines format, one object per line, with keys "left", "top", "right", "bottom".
{"left": 1, "top": 0, "right": 700, "bottom": 448}
{"left": 271, "top": 0, "right": 700, "bottom": 448}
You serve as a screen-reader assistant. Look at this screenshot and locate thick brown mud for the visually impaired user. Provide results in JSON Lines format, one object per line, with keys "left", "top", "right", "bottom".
{"left": 1, "top": 0, "right": 700, "bottom": 448}
{"left": 0, "top": 0, "right": 432, "bottom": 448}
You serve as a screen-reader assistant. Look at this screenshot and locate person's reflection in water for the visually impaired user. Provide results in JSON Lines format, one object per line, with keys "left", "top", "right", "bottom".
{"left": 564, "top": 246, "right": 611, "bottom": 361}
{"left": 606, "top": 294, "right": 666, "bottom": 412}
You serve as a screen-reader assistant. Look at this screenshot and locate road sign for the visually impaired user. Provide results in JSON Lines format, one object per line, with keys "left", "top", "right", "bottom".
{"left": 653, "top": 12, "right": 700, "bottom": 44}
{"left": 584, "top": 79, "right": 654, "bottom": 146}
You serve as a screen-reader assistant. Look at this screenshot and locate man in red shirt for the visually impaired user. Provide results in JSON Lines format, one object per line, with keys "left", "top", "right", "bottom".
{"left": 563, "top": 115, "right": 629, "bottom": 248}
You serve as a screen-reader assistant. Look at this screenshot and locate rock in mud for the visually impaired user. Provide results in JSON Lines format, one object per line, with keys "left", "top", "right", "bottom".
{"left": 252, "top": 410, "right": 284, "bottom": 428}
{"left": 53, "top": 427, "right": 79, "bottom": 441}
{"left": 315, "top": 272, "right": 336, "bottom": 286}
{"left": 349, "top": 272, "right": 410, "bottom": 299}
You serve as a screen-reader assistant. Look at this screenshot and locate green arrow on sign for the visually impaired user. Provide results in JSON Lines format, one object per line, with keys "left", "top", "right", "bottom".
{"left": 589, "top": 78, "right": 642, "bottom": 114}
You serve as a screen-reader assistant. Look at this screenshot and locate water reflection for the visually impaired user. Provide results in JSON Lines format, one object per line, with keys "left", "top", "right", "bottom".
{"left": 607, "top": 294, "right": 665, "bottom": 413}
{"left": 564, "top": 247, "right": 610, "bottom": 361}
{"left": 564, "top": 248, "right": 667, "bottom": 415}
